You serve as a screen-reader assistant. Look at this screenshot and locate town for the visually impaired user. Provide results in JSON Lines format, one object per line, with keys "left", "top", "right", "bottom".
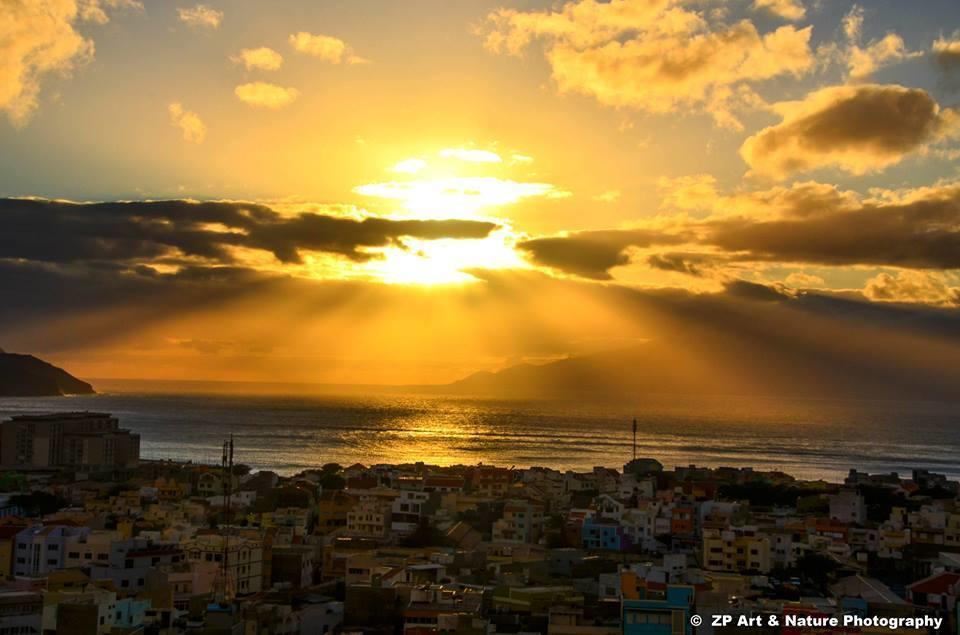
{"left": 0, "top": 412, "right": 958, "bottom": 634}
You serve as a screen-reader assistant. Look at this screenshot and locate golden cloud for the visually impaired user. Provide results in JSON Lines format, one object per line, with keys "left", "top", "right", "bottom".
{"left": 177, "top": 4, "right": 222, "bottom": 29}
{"left": 740, "top": 84, "right": 959, "bottom": 178}
{"left": 482, "top": 0, "right": 813, "bottom": 128}
{"left": 0, "top": 0, "right": 95, "bottom": 126}
{"left": 234, "top": 81, "right": 299, "bottom": 109}
{"left": 289, "top": 32, "right": 367, "bottom": 64}
{"left": 752, "top": 0, "right": 806, "bottom": 21}
{"left": 933, "top": 34, "right": 960, "bottom": 74}
{"left": 168, "top": 102, "right": 206, "bottom": 144}
{"left": 231, "top": 47, "right": 283, "bottom": 71}
{"left": 863, "top": 270, "right": 959, "bottom": 307}
{"left": 79, "top": 0, "right": 142, "bottom": 25}
{"left": 522, "top": 179, "right": 960, "bottom": 280}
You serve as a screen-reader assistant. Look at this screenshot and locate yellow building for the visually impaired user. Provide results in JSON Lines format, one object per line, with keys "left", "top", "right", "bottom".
{"left": 702, "top": 527, "right": 772, "bottom": 574}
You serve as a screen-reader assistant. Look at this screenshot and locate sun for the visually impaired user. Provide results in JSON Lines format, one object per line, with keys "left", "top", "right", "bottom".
{"left": 345, "top": 146, "right": 554, "bottom": 285}
{"left": 365, "top": 232, "right": 528, "bottom": 285}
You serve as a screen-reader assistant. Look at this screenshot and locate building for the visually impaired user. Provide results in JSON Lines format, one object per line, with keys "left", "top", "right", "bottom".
{"left": 906, "top": 572, "right": 960, "bottom": 613}
{"left": 622, "top": 586, "right": 694, "bottom": 635}
{"left": 392, "top": 490, "right": 430, "bottom": 535}
{"left": 317, "top": 490, "right": 354, "bottom": 534}
{"left": 702, "top": 527, "right": 771, "bottom": 574}
{"left": 183, "top": 534, "right": 264, "bottom": 595}
{"left": 13, "top": 525, "right": 91, "bottom": 577}
{"left": 829, "top": 490, "right": 867, "bottom": 525}
{"left": 492, "top": 499, "right": 545, "bottom": 543}
{"left": 271, "top": 545, "right": 316, "bottom": 589}
{"left": 0, "top": 412, "right": 139, "bottom": 470}
{"left": 582, "top": 519, "right": 633, "bottom": 551}
{"left": 0, "top": 590, "right": 42, "bottom": 634}
{"left": 346, "top": 489, "right": 397, "bottom": 539}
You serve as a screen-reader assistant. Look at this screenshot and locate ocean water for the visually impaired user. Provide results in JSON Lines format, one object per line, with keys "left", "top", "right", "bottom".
{"left": 1, "top": 385, "right": 958, "bottom": 482}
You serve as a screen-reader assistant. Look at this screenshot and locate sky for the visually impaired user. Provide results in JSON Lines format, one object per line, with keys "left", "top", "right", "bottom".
{"left": 2, "top": 0, "right": 960, "bottom": 387}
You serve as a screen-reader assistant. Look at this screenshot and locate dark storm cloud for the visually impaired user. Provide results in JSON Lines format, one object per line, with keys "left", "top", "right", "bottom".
{"left": 518, "top": 229, "right": 685, "bottom": 280}
{"left": 645, "top": 252, "right": 724, "bottom": 276}
{"left": 518, "top": 181, "right": 960, "bottom": 279}
{"left": 723, "top": 279, "right": 791, "bottom": 302}
{"left": 0, "top": 198, "right": 498, "bottom": 266}
{"left": 707, "top": 190, "right": 960, "bottom": 269}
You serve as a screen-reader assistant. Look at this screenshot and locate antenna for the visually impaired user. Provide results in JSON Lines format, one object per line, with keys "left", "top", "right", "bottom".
{"left": 216, "top": 435, "right": 235, "bottom": 604}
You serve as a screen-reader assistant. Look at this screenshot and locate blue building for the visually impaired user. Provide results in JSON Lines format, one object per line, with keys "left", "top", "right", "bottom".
{"left": 582, "top": 519, "right": 633, "bottom": 551}
{"left": 622, "top": 586, "right": 694, "bottom": 635}
{"left": 114, "top": 597, "right": 150, "bottom": 630}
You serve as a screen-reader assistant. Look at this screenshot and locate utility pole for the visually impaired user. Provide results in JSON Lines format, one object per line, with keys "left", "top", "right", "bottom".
{"left": 217, "top": 435, "right": 235, "bottom": 605}
{"left": 632, "top": 418, "right": 637, "bottom": 461}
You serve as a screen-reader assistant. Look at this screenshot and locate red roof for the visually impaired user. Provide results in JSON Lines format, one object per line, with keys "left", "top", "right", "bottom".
{"left": 908, "top": 572, "right": 960, "bottom": 595}
{"left": 0, "top": 526, "right": 26, "bottom": 539}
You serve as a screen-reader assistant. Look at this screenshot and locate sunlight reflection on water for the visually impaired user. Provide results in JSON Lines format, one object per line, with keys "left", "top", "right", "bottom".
{"left": 1, "top": 391, "right": 958, "bottom": 481}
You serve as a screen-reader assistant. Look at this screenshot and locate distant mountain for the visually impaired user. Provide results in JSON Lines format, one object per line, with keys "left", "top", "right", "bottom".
{"left": 441, "top": 335, "right": 960, "bottom": 402}
{"left": 0, "top": 351, "right": 95, "bottom": 396}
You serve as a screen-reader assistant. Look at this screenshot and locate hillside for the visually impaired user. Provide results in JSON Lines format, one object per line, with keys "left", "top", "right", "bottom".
{"left": 441, "top": 330, "right": 960, "bottom": 402}
{"left": 0, "top": 351, "right": 95, "bottom": 396}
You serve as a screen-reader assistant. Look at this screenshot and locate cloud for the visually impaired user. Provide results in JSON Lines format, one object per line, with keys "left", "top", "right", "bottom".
{"left": 703, "top": 181, "right": 960, "bottom": 270}
{"left": 0, "top": 198, "right": 499, "bottom": 267}
{"left": 168, "top": 102, "right": 206, "bottom": 143}
{"left": 933, "top": 34, "right": 960, "bottom": 67}
{"left": 392, "top": 158, "right": 427, "bottom": 175}
{"left": 234, "top": 82, "right": 299, "bottom": 109}
{"left": 846, "top": 33, "right": 914, "bottom": 80}
{"left": 752, "top": 0, "right": 805, "bottom": 21}
{"left": 521, "top": 179, "right": 960, "bottom": 280}
{"left": 723, "top": 279, "right": 793, "bottom": 302}
{"left": 784, "top": 272, "right": 825, "bottom": 288}
{"left": 863, "top": 271, "right": 959, "bottom": 307}
{"left": 825, "top": 6, "right": 918, "bottom": 82}
{"left": 0, "top": 0, "right": 95, "bottom": 126}
{"left": 354, "top": 177, "right": 568, "bottom": 217}
{"left": 933, "top": 34, "right": 960, "bottom": 88}
{"left": 646, "top": 252, "right": 716, "bottom": 277}
{"left": 740, "top": 84, "right": 959, "bottom": 178}
{"left": 659, "top": 176, "right": 860, "bottom": 218}
{"left": 593, "top": 190, "right": 621, "bottom": 203}
{"left": 78, "top": 0, "right": 142, "bottom": 25}
{"left": 439, "top": 148, "right": 502, "bottom": 163}
{"left": 289, "top": 32, "right": 367, "bottom": 64}
{"left": 481, "top": 0, "right": 813, "bottom": 128}
{"left": 519, "top": 229, "right": 686, "bottom": 280}
{"left": 231, "top": 47, "right": 283, "bottom": 71}
{"left": 177, "top": 4, "right": 222, "bottom": 29}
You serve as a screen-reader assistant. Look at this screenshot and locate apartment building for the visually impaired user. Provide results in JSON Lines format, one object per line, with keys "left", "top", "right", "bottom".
{"left": 702, "top": 527, "right": 772, "bottom": 574}
{"left": 0, "top": 412, "right": 139, "bottom": 470}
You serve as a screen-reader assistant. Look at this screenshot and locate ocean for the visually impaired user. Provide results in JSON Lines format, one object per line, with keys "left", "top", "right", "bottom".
{"left": 1, "top": 382, "right": 958, "bottom": 482}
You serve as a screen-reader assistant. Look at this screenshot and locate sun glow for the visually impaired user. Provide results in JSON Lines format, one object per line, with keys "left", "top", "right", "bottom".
{"left": 365, "top": 231, "right": 528, "bottom": 285}
{"left": 348, "top": 147, "right": 551, "bottom": 284}
{"left": 354, "top": 176, "right": 565, "bottom": 219}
